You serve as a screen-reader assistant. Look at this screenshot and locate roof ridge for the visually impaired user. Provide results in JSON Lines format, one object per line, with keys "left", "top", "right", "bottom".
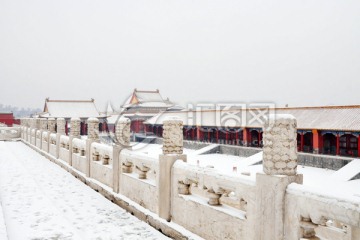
{"left": 159, "top": 104, "right": 360, "bottom": 114}
{"left": 134, "top": 89, "right": 160, "bottom": 93}
{"left": 46, "top": 99, "right": 94, "bottom": 103}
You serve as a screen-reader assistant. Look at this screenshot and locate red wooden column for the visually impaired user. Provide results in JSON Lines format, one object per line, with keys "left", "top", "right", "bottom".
{"left": 216, "top": 129, "right": 219, "bottom": 143}
{"left": 65, "top": 121, "right": 68, "bottom": 135}
{"left": 191, "top": 128, "right": 195, "bottom": 140}
{"left": 319, "top": 132, "right": 324, "bottom": 154}
{"left": 358, "top": 135, "right": 360, "bottom": 157}
{"left": 225, "top": 131, "right": 229, "bottom": 144}
{"left": 300, "top": 133, "right": 304, "bottom": 152}
{"left": 243, "top": 128, "right": 248, "bottom": 146}
{"left": 336, "top": 133, "right": 340, "bottom": 155}
{"left": 208, "top": 131, "right": 211, "bottom": 143}
{"left": 197, "top": 127, "right": 201, "bottom": 141}
{"left": 249, "top": 130, "right": 252, "bottom": 147}
{"left": 312, "top": 129, "right": 319, "bottom": 153}
{"left": 235, "top": 131, "right": 239, "bottom": 145}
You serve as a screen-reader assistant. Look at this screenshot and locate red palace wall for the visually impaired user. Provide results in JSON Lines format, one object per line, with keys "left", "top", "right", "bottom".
{"left": 0, "top": 113, "right": 15, "bottom": 126}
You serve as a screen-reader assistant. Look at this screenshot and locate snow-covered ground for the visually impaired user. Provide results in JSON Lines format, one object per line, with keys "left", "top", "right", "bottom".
{"left": 0, "top": 141, "right": 168, "bottom": 240}
{"left": 0, "top": 203, "right": 7, "bottom": 240}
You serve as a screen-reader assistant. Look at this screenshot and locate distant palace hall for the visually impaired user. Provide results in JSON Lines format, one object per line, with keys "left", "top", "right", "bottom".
{"left": 25, "top": 90, "right": 360, "bottom": 159}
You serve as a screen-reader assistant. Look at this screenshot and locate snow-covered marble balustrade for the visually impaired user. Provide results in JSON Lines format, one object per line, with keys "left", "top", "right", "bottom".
{"left": 0, "top": 127, "right": 20, "bottom": 141}
{"left": 18, "top": 115, "right": 360, "bottom": 240}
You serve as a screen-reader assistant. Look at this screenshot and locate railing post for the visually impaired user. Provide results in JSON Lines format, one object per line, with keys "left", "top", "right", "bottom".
{"left": 113, "top": 117, "right": 131, "bottom": 193}
{"left": 85, "top": 117, "right": 99, "bottom": 177}
{"left": 47, "top": 118, "right": 56, "bottom": 153}
{"left": 56, "top": 118, "right": 66, "bottom": 159}
{"left": 255, "top": 114, "right": 303, "bottom": 240}
{"left": 26, "top": 118, "right": 30, "bottom": 142}
{"left": 158, "top": 117, "right": 187, "bottom": 221}
{"left": 69, "top": 118, "right": 81, "bottom": 166}
{"left": 39, "top": 118, "right": 47, "bottom": 149}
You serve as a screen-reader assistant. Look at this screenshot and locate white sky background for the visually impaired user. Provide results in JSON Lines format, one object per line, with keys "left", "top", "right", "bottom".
{"left": 0, "top": 0, "right": 359, "bottom": 111}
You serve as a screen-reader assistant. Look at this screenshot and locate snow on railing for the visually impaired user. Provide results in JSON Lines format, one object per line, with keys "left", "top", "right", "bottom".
{"left": 72, "top": 138, "right": 86, "bottom": 156}
{"left": 49, "top": 133, "right": 57, "bottom": 145}
{"left": 42, "top": 131, "right": 48, "bottom": 142}
{"left": 121, "top": 151, "right": 158, "bottom": 181}
{"left": 60, "top": 135, "right": 69, "bottom": 149}
{"left": 0, "top": 127, "right": 21, "bottom": 140}
{"left": 91, "top": 142, "right": 113, "bottom": 165}
{"left": 173, "top": 161, "right": 254, "bottom": 213}
{"left": 286, "top": 184, "right": 360, "bottom": 239}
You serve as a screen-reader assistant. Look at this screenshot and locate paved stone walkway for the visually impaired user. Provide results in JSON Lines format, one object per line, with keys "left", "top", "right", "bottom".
{"left": 0, "top": 141, "right": 168, "bottom": 240}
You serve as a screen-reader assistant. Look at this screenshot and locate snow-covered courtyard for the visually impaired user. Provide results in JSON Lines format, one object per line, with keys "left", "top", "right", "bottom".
{"left": 0, "top": 141, "right": 168, "bottom": 240}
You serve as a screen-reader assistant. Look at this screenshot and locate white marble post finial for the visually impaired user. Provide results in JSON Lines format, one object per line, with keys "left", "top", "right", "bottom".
{"left": 56, "top": 118, "right": 66, "bottom": 134}
{"left": 48, "top": 118, "right": 56, "bottom": 133}
{"left": 162, "top": 117, "right": 183, "bottom": 155}
{"left": 70, "top": 118, "right": 81, "bottom": 137}
{"left": 115, "top": 117, "right": 131, "bottom": 146}
{"left": 87, "top": 117, "right": 99, "bottom": 140}
{"left": 262, "top": 114, "right": 298, "bottom": 176}
{"left": 40, "top": 118, "right": 48, "bottom": 130}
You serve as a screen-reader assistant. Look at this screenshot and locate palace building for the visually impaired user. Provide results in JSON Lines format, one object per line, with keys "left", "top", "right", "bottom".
{"left": 144, "top": 105, "right": 360, "bottom": 158}
{"left": 116, "top": 89, "right": 182, "bottom": 133}
{"left": 38, "top": 98, "right": 106, "bottom": 135}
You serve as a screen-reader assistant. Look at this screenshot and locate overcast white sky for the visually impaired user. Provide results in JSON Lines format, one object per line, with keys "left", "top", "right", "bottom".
{"left": 0, "top": 0, "right": 359, "bottom": 111}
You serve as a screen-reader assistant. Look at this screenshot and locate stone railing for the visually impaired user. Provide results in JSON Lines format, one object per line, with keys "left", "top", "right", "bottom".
{"left": 120, "top": 151, "right": 159, "bottom": 213}
{"left": 71, "top": 138, "right": 86, "bottom": 173}
{"left": 286, "top": 184, "right": 360, "bottom": 239}
{"left": 41, "top": 131, "right": 48, "bottom": 152}
{"left": 172, "top": 161, "right": 255, "bottom": 239}
{"left": 35, "top": 129, "right": 41, "bottom": 148}
{"left": 30, "top": 128, "right": 36, "bottom": 145}
{"left": 89, "top": 142, "right": 113, "bottom": 187}
{"left": 59, "top": 135, "right": 70, "bottom": 163}
{"left": 49, "top": 133, "right": 57, "bottom": 156}
{"left": 0, "top": 127, "right": 21, "bottom": 141}
{"left": 18, "top": 117, "right": 360, "bottom": 240}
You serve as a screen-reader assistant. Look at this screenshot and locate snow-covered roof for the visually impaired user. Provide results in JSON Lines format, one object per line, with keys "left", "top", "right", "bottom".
{"left": 145, "top": 105, "right": 360, "bottom": 131}
{"left": 42, "top": 99, "right": 102, "bottom": 119}
{"left": 122, "top": 89, "right": 174, "bottom": 109}
{"left": 136, "top": 91, "right": 164, "bottom": 102}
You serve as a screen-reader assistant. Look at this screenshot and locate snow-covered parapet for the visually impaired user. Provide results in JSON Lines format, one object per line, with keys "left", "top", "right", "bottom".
{"left": 87, "top": 118, "right": 99, "bottom": 140}
{"left": 48, "top": 118, "right": 56, "bottom": 133}
{"left": 42, "top": 132, "right": 48, "bottom": 142}
{"left": 56, "top": 118, "right": 66, "bottom": 134}
{"left": 162, "top": 117, "right": 183, "bottom": 155}
{"left": 91, "top": 142, "right": 113, "bottom": 165}
{"left": 30, "top": 118, "right": 37, "bottom": 128}
{"left": 36, "top": 118, "right": 40, "bottom": 129}
{"left": 70, "top": 118, "right": 80, "bottom": 137}
{"left": 50, "top": 133, "right": 57, "bottom": 145}
{"left": 72, "top": 138, "right": 86, "bottom": 155}
{"left": 60, "top": 135, "right": 69, "bottom": 149}
{"left": 115, "top": 117, "right": 130, "bottom": 146}
{"left": 40, "top": 118, "right": 47, "bottom": 130}
{"left": 121, "top": 150, "right": 158, "bottom": 180}
{"left": 262, "top": 114, "right": 298, "bottom": 176}
{"left": 26, "top": 118, "right": 31, "bottom": 127}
